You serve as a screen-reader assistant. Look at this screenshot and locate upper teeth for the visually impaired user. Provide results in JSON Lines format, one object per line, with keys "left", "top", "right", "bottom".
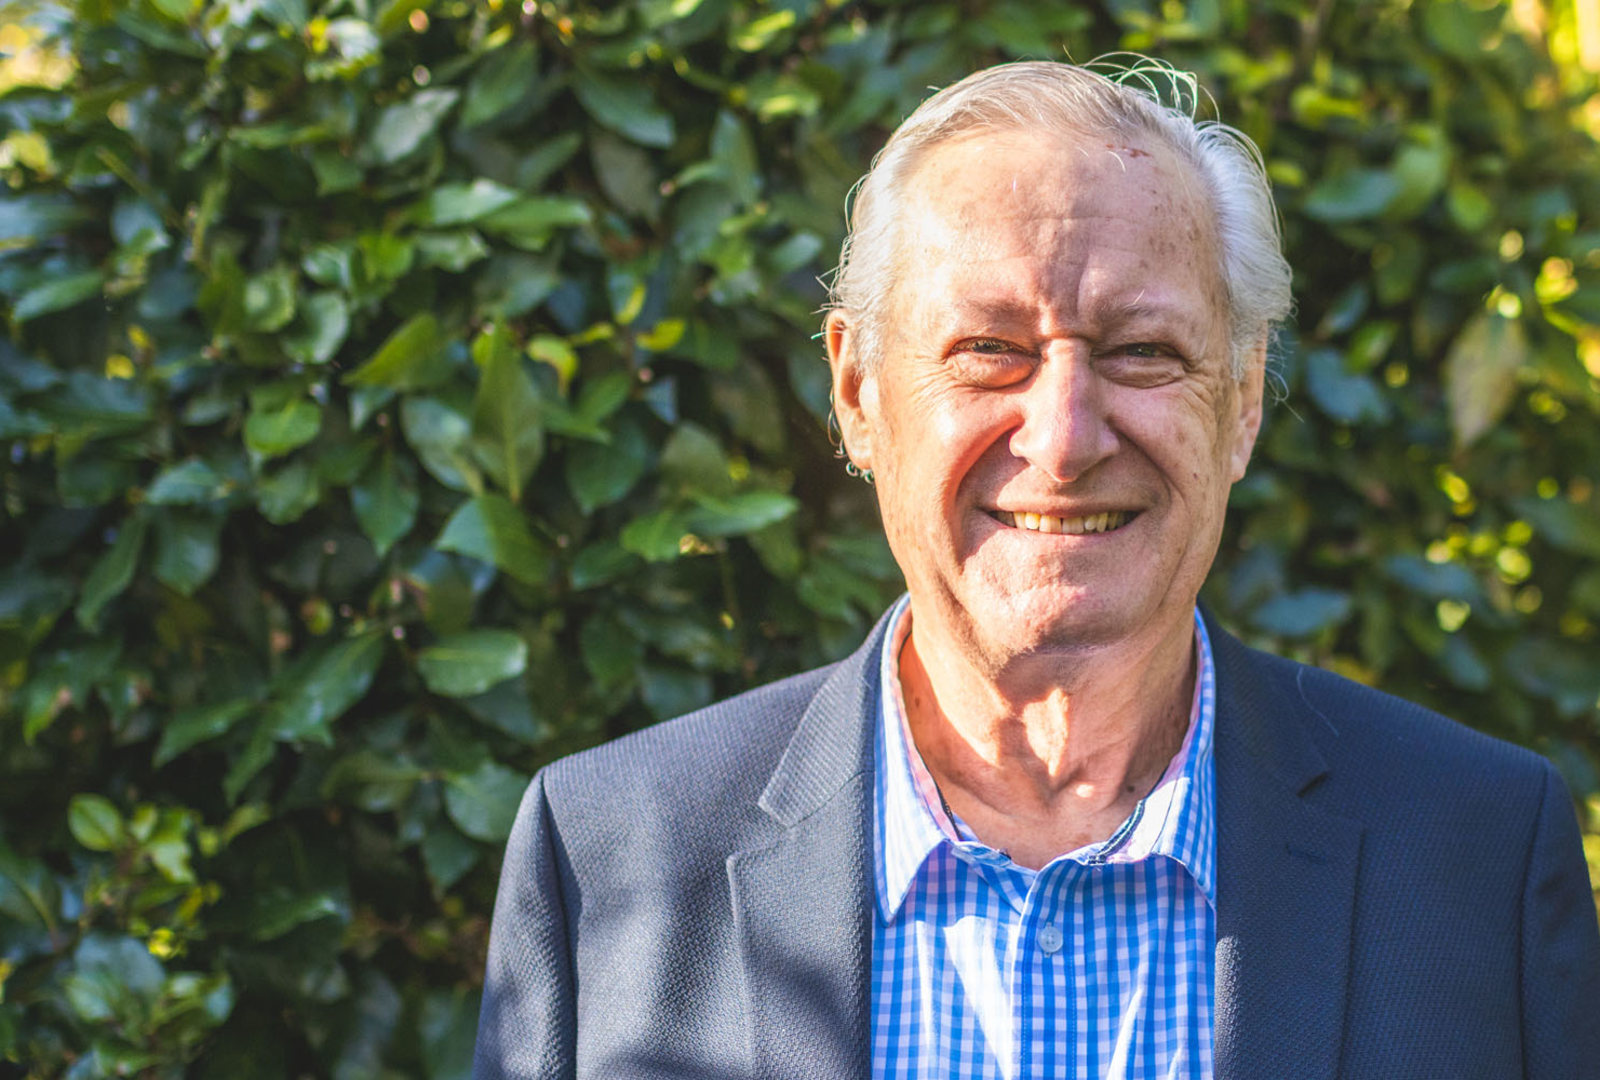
{"left": 995, "top": 510, "right": 1130, "bottom": 534}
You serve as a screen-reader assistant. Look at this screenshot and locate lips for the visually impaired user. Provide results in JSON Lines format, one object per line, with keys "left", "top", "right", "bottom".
{"left": 989, "top": 509, "right": 1135, "bottom": 535}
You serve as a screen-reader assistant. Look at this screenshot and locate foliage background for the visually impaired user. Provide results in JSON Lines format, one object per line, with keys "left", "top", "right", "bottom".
{"left": 1, "top": 0, "right": 1599, "bottom": 1074}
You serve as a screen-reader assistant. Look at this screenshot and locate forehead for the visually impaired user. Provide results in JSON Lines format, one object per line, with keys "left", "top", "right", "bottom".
{"left": 892, "top": 127, "right": 1226, "bottom": 332}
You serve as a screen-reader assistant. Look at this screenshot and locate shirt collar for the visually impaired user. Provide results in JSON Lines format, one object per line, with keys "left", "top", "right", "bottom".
{"left": 873, "top": 596, "right": 1218, "bottom": 922}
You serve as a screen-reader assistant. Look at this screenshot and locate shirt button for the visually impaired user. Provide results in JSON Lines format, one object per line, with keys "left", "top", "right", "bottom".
{"left": 1037, "top": 925, "right": 1063, "bottom": 955}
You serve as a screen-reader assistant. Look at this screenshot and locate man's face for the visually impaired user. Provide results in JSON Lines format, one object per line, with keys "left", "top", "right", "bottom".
{"left": 829, "top": 127, "right": 1264, "bottom": 668}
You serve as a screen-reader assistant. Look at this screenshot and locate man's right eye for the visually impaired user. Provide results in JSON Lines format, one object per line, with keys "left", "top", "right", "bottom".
{"left": 951, "top": 339, "right": 1034, "bottom": 386}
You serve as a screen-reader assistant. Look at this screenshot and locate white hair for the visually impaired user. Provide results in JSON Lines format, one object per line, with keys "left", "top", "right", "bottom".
{"left": 828, "top": 58, "right": 1293, "bottom": 378}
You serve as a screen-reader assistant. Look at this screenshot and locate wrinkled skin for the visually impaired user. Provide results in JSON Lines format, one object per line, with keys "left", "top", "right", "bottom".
{"left": 829, "top": 127, "right": 1265, "bottom": 694}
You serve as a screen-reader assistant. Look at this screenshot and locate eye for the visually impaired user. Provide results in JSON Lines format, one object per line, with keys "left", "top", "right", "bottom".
{"left": 950, "top": 338, "right": 1035, "bottom": 388}
{"left": 1095, "top": 342, "right": 1186, "bottom": 387}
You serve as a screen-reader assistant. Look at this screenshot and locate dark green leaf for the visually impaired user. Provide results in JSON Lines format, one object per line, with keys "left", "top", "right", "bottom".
{"left": 1304, "top": 348, "right": 1391, "bottom": 425}
{"left": 12, "top": 270, "right": 105, "bottom": 323}
{"left": 152, "top": 509, "right": 224, "bottom": 596}
{"left": 243, "top": 265, "right": 297, "bottom": 332}
{"left": 265, "top": 632, "right": 386, "bottom": 742}
{"left": 470, "top": 324, "right": 544, "bottom": 501}
{"left": 659, "top": 423, "right": 732, "bottom": 495}
{"left": 342, "top": 313, "right": 449, "bottom": 390}
{"left": 461, "top": 40, "right": 540, "bottom": 129}
{"left": 443, "top": 761, "right": 527, "bottom": 842}
{"left": 419, "top": 986, "right": 481, "bottom": 1080}
{"left": 638, "top": 663, "right": 713, "bottom": 720}
{"left": 146, "top": 459, "right": 229, "bottom": 505}
{"left": 421, "top": 821, "right": 479, "bottom": 896}
{"left": 620, "top": 507, "right": 694, "bottom": 562}
{"left": 1509, "top": 495, "right": 1600, "bottom": 559}
{"left": 417, "top": 630, "right": 528, "bottom": 697}
{"left": 365, "top": 88, "right": 459, "bottom": 164}
{"left": 1302, "top": 168, "right": 1400, "bottom": 224}
{"left": 571, "top": 65, "right": 675, "bottom": 148}
{"left": 416, "top": 230, "right": 490, "bottom": 272}
{"left": 417, "top": 179, "right": 520, "bottom": 226}
{"left": 688, "top": 491, "right": 798, "bottom": 537}
{"left": 256, "top": 460, "right": 321, "bottom": 524}
{"left": 155, "top": 700, "right": 253, "bottom": 766}
{"left": 478, "top": 197, "right": 592, "bottom": 247}
{"left": 77, "top": 515, "right": 148, "bottom": 632}
{"left": 283, "top": 292, "right": 350, "bottom": 366}
{"left": 1251, "top": 588, "right": 1352, "bottom": 637}
{"left": 351, "top": 451, "right": 419, "bottom": 557}
{"left": 244, "top": 398, "right": 322, "bottom": 459}
{"left": 435, "top": 494, "right": 550, "bottom": 585}
{"left": 566, "top": 415, "right": 649, "bottom": 513}
{"left": 402, "top": 396, "right": 481, "bottom": 492}
{"left": 1381, "top": 555, "right": 1481, "bottom": 602}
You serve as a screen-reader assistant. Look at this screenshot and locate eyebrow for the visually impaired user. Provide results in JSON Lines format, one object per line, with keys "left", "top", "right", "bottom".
{"left": 940, "top": 292, "right": 1210, "bottom": 338}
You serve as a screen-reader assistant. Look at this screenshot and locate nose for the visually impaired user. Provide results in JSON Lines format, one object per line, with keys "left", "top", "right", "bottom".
{"left": 1006, "top": 350, "right": 1118, "bottom": 483}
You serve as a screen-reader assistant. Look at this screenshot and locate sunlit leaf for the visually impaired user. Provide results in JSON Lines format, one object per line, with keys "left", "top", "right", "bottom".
{"left": 67, "top": 794, "right": 123, "bottom": 852}
{"left": 342, "top": 313, "right": 449, "bottom": 390}
{"left": 1443, "top": 312, "right": 1527, "bottom": 448}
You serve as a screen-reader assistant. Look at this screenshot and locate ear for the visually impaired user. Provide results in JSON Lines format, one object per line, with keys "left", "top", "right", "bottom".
{"left": 1228, "top": 332, "right": 1267, "bottom": 483}
{"left": 825, "top": 310, "right": 878, "bottom": 474}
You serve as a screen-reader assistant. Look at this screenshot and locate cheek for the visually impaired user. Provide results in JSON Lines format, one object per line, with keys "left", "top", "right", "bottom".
{"left": 1116, "top": 391, "right": 1233, "bottom": 490}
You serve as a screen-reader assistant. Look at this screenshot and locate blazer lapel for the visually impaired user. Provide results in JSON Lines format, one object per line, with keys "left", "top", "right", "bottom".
{"left": 1207, "top": 618, "right": 1364, "bottom": 1080}
{"left": 727, "top": 617, "right": 887, "bottom": 1080}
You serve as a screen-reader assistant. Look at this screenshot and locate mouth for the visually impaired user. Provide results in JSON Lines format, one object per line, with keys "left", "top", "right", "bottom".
{"left": 987, "top": 509, "right": 1137, "bottom": 535}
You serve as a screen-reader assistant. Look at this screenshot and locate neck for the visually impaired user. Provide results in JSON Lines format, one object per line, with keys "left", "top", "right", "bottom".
{"left": 898, "top": 607, "right": 1197, "bottom": 869}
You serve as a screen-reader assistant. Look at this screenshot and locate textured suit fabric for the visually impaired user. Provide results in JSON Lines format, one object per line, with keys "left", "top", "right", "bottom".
{"left": 474, "top": 609, "right": 1600, "bottom": 1079}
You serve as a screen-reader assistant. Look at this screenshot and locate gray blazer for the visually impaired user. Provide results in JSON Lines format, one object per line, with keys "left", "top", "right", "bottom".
{"left": 474, "top": 610, "right": 1600, "bottom": 1078}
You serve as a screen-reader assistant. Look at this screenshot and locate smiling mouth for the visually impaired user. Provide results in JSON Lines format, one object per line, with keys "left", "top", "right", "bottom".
{"left": 989, "top": 510, "right": 1136, "bottom": 535}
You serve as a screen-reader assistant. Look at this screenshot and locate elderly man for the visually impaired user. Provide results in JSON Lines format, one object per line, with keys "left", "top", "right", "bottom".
{"left": 474, "top": 61, "right": 1600, "bottom": 1079}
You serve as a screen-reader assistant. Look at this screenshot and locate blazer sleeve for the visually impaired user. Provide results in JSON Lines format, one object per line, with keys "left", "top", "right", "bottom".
{"left": 473, "top": 770, "right": 577, "bottom": 1080}
{"left": 1520, "top": 760, "right": 1600, "bottom": 1078}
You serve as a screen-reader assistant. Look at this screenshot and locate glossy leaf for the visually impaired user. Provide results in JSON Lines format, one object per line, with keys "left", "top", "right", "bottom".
{"left": 342, "top": 314, "right": 449, "bottom": 391}
{"left": 435, "top": 494, "right": 550, "bottom": 585}
{"left": 469, "top": 324, "right": 544, "bottom": 501}
{"left": 571, "top": 66, "right": 675, "bottom": 148}
{"left": 67, "top": 794, "right": 123, "bottom": 851}
{"left": 76, "top": 515, "right": 148, "bottom": 632}
{"left": 244, "top": 398, "right": 321, "bottom": 460}
{"left": 417, "top": 630, "right": 528, "bottom": 697}
{"left": 443, "top": 761, "right": 528, "bottom": 842}
{"left": 265, "top": 632, "right": 386, "bottom": 743}
{"left": 351, "top": 451, "right": 419, "bottom": 557}
{"left": 154, "top": 701, "right": 253, "bottom": 767}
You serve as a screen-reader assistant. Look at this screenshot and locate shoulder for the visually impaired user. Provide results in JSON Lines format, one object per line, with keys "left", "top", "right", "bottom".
{"left": 535, "top": 662, "right": 841, "bottom": 843}
{"left": 1211, "top": 622, "right": 1558, "bottom": 821}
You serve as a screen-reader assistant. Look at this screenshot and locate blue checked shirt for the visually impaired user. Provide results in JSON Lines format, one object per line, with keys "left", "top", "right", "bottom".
{"left": 871, "top": 597, "right": 1218, "bottom": 1079}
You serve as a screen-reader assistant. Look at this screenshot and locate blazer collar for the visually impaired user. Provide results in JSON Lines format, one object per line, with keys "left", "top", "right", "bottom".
{"left": 1206, "top": 611, "right": 1364, "bottom": 1080}
{"left": 756, "top": 606, "right": 893, "bottom": 826}
{"left": 728, "top": 610, "right": 892, "bottom": 1079}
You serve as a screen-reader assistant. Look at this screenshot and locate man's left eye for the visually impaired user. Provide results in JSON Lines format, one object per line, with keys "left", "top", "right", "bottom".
{"left": 1097, "top": 344, "right": 1185, "bottom": 386}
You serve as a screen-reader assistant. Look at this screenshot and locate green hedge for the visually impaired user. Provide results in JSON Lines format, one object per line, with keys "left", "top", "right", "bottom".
{"left": 1, "top": 0, "right": 1598, "bottom": 1074}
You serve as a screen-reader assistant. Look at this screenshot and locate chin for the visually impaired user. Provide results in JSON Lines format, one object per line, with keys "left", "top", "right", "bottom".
{"left": 965, "top": 583, "right": 1143, "bottom": 656}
